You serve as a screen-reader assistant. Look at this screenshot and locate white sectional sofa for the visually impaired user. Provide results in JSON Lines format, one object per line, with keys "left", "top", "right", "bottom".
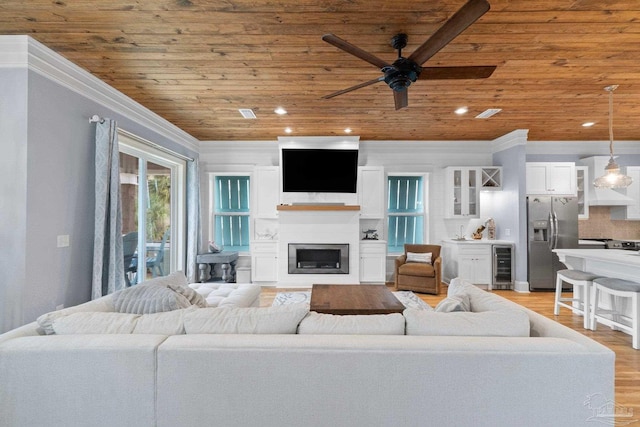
{"left": 0, "top": 278, "right": 614, "bottom": 427}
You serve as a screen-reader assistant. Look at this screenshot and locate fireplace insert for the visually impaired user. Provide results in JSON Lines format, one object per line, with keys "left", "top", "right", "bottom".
{"left": 288, "top": 243, "right": 349, "bottom": 274}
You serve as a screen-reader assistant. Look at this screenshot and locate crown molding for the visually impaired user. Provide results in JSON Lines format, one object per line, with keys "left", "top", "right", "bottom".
{"left": 0, "top": 35, "right": 199, "bottom": 153}
{"left": 491, "top": 129, "right": 528, "bottom": 152}
{"left": 526, "top": 140, "right": 640, "bottom": 156}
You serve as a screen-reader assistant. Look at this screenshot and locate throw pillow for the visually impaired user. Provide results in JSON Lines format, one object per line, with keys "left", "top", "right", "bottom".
{"left": 113, "top": 284, "right": 192, "bottom": 314}
{"left": 168, "top": 283, "right": 207, "bottom": 308}
{"left": 435, "top": 294, "right": 471, "bottom": 313}
{"left": 298, "top": 312, "right": 405, "bottom": 335}
{"left": 406, "top": 252, "right": 432, "bottom": 264}
{"left": 183, "top": 305, "right": 309, "bottom": 334}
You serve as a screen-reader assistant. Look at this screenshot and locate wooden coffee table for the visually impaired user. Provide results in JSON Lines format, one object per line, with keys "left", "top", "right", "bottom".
{"left": 310, "top": 284, "right": 405, "bottom": 315}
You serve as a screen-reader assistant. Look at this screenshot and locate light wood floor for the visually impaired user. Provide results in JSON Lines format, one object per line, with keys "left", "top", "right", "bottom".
{"left": 260, "top": 284, "right": 640, "bottom": 414}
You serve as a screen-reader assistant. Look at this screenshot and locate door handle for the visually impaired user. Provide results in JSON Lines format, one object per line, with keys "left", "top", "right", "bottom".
{"left": 548, "top": 212, "right": 555, "bottom": 251}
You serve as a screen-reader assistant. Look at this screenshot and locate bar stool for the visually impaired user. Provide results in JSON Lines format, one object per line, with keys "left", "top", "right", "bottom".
{"left": 590, "top": 277, "right": 640, "bottom": 350}
{"left": 554, "top": 269, "right": 601, "bottom": 329}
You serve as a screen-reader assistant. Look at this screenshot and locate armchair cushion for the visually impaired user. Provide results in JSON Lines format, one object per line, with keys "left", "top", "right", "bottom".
{"left": 398, "top": 262, "right": 436, "bottom": 278}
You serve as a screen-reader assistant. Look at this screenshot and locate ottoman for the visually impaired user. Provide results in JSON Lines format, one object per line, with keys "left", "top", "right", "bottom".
{"left": 189, "top": 282, "right": 261, "bottom": 308}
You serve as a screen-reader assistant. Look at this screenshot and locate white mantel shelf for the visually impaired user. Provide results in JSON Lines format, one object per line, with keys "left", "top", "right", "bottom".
{"left": 276, "top": 205, "right": 360, "bottom": 211}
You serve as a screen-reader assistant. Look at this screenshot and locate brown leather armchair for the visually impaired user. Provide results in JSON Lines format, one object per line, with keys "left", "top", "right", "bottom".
{"left": 394, "top": 244, "right": 442, "bottom": 295}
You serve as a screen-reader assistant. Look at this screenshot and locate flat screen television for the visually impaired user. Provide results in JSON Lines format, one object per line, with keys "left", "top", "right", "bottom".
{"left": 281, "top": 148, "right": 358, "bottom": 193}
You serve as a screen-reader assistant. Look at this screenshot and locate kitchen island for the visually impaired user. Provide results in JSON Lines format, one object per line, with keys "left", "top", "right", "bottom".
{"left": 553, "top": 248, "right": 639, "bottom": 329}
{"left": 553, "top": 248, "right": 640, "bottom": 281}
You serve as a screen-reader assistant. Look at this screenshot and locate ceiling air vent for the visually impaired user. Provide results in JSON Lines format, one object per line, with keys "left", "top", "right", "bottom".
{"left": 238, "top": 109, "right": 257, "bottom": 119}
{"left": 475, "top": 108, "right": 502, "bottom": 119}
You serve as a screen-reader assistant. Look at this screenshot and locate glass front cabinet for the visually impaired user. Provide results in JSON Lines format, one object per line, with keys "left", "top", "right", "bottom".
{"left": 445, "top": 167, "right": 480, "bottom": 218}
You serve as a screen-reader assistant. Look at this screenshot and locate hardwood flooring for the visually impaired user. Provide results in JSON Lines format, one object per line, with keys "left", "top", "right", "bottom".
{"left": 260, "top": 284, "right": 640, "bottom": 414}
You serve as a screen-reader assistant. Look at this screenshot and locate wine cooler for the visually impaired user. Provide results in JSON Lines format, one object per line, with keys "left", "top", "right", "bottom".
{"left": 492, "top": 244, "right": 514, "bottom": 290}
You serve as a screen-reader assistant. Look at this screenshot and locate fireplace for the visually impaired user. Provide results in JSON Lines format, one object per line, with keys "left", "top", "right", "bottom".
{"left": 288, "top": 244, "right": 349, "bottom": 274}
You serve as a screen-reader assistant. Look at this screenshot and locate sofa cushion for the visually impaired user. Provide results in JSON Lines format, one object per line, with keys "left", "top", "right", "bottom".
{"left": 404, "top": 308, "right": 530, "bottom": 337}
{"left": 52, "top": 312, "right": 140, "bottom": 334}
{"left": 183, "top": 305, "right": 309, "bottom": 334}
{"left": 36, "top": 295, "right": 115, "bottom": 335}
{"left": 298, "top": 312, "right": 405, "bottom": 335}
{"left": 133, "top": 308, "right": 196, "bottom": 335}
{"left": 435, "top": 293, "right": 471, "bottom": 313}
{"left": 113, "top": 284, "right": 192, "bottom": 314}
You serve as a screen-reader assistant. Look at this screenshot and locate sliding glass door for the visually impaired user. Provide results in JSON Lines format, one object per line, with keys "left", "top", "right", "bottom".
{"left": 119, "top": 132, "right": 185, "bottom": 285}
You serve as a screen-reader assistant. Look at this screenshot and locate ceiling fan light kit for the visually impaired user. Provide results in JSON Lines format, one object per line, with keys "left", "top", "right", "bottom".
{"left": 593, "top": 84, "right": 633, "bottom": 189}
{"left": 321, "top": 0, "right": 496, "bottom": 110}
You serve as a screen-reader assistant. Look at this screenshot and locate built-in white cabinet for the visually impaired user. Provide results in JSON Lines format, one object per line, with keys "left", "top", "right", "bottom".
{"left": 458, "top": 245, "right": 492, "bottom": 286}
{"left": 576, "top": 166, "right": 589, "bottom": 219}
{"left": 359, "top": 240, "right": 387, "bottom": 283}
{"left": 250, "top": 240, "right": 278, "bottom": 282}
{"left": 252, "top": 166, "right": 280, "bottom": 218}
{"left": 610, "top": 166, "right": 640, "bottom": 220}
{"left": 445, "top": 167, "right": 480, "bottom": 218}
{"left": 442, "top": 240, "right": 498, "bottom": 288}
{"left": 526, "top": 162, "right": 577, "bottom": 196}
{"left": 358, "top": 166, "right": 385, "bottom": 219}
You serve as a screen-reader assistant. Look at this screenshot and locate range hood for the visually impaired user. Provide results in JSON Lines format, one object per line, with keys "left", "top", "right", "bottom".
{"left": 580, "top": 156, "right": 634, "bottom": 206}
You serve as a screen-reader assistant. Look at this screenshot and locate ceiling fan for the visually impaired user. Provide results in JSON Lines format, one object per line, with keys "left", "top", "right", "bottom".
{"left": 322, "top": 0, "right": 496, "bottom": 110}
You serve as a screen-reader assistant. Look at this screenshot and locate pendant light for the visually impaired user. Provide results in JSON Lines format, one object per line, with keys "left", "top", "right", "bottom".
{"left": 593, "top": 85, "right": 633, "bottom": 188}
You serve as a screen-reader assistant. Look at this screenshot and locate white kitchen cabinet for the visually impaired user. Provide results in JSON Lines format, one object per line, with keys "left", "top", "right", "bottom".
{"left": 445, "top": 167, "right": 480, "bottom": 218}
{"left": 442, "top": 240, "right": 495, "bottom": 288}
{"left": 252, "top": 166, "right": 280, "bottom": 218}
{"left": 458, "top": 245, "right": 492, "bottom": 287}
{"left": 576, "top": 166, "right": 589, "bottom": 219}
{"left": 358, "top": 166, "right": 385, "bottom": 218}
{"left": 359, "top": 240, "right": 387, "bottom": 283}
{"left": 610, "top": 166, "right": 640, "bottom": 220}
{"left": 526, "top": 162, "right": 576, "bottom": 196}
{"left": 250, "top": 240, "right": 278, "bottom": 282}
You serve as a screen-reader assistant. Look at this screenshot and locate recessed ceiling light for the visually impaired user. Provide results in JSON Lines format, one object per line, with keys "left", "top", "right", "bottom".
{"left": 274, "top": 107, "right": 287, "bottom": 115}
{"left": 238, "top": 108, "right": 256, "bottom": 119}
{"left": 344, "top": 128, "right": 352, "bottom": 134}
{"left": 455, "top": 106, "right": 468, "bottom": 115}
{"left": 284, "top": 127, "right": 292, "bottom": 134}
{"left": 475, "top": 108, "right": 502, "bottom": 119}
{"left": 582, "top": 122, "right": 596, "bottom": 127}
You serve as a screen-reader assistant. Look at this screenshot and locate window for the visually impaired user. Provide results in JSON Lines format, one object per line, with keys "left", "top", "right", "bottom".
{"left": 211, "top": 175, "right": 250, "bottom": 252}
{"left": 119, "top": 131, "right": 186, "bottom": 284}
{"left": 387, "top": 174, "right": 426, "bottom": 253}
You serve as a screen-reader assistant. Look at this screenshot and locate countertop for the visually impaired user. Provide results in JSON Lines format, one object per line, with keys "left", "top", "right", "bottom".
{"left": 442, "top": 238, "right": 514, "bottom": 245}
{"left": 554, "top": 248, "right": 640, "bottom": 267}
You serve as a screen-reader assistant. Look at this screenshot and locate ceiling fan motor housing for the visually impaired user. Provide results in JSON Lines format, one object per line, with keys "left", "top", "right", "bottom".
{"left": 383, "top": 58, "right": 422, "bottom": 91}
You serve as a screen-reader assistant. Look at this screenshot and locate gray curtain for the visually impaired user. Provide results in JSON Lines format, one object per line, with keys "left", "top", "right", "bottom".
{"left": 91, "top": 119, "right": 125, "bottom": 299}
{"left": 185, "top": 158, "right": 201, "bottom": 283}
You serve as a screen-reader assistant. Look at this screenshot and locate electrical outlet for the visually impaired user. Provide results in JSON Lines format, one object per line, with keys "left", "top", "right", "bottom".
{"left": 505, "top": 229, "right": 511, "bottom": 236}
{"left": 57, "top": 235, "right": 70, "bottom": 247}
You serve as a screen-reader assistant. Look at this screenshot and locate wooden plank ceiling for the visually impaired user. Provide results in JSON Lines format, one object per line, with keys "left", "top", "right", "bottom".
{"left": 3, "top": 0, "right": 640, "bottom": 142}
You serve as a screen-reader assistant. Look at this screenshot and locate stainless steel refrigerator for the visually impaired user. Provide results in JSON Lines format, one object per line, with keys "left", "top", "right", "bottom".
{"left": 527, "top": 196, "right": 579, "bottom": 290}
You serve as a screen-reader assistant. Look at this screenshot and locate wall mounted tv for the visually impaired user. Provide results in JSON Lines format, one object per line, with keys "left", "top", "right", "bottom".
{"left": 281, "top": 148, "right": 359, "bottom": 193}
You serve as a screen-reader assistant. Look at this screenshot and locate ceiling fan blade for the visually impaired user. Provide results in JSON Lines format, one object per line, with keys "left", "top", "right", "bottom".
{"left": 408, "top": 0, "right": 490, "bottom": 66}
{"left": 322, "top": 34, "right": 390, "bottom": 69}
{"left": 419, "top": 65, "right": 496, "bottom": 80}
{"left": 394, "top": 90, "right": 409, "bottom": 110}
{"left": 322, "top": 77, "right": 385, "bottom": 99}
